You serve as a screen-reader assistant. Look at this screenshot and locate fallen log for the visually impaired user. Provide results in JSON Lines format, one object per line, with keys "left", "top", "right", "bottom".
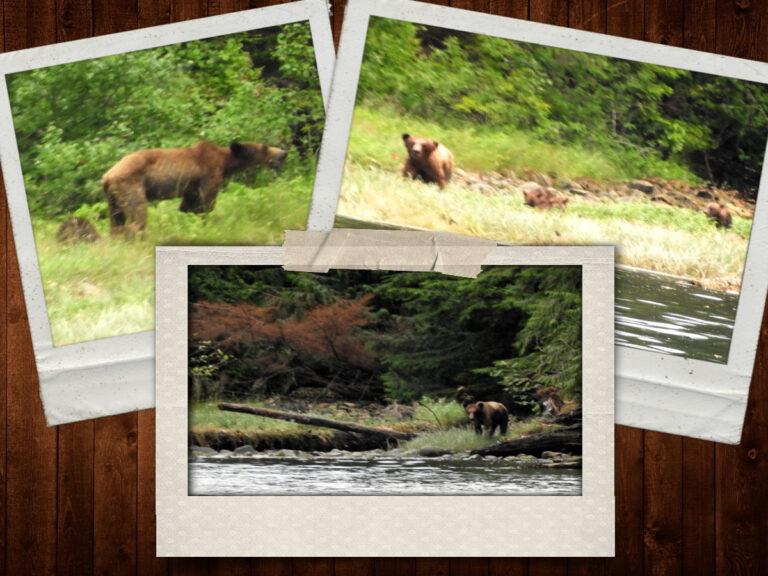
{"left": 217, "top": 402, "right": 416, "bottom": 441}
{"left": 470, "top": 424, "right": 582, "bottom": 457}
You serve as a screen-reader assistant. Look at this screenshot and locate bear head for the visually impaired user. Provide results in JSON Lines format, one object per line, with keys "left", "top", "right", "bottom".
{"left": 465, "top": 401, "right": 484, "bottom": 422}
{"left": 402, "top": 133, "right": 439, "bottom": 161}
{"left": 229, "top": 141, "right": 288, "bottom": 172}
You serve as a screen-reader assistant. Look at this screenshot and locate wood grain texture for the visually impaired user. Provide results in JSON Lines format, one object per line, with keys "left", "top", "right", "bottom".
{"left": 1, "top": 1, "right": 768, "bottom": 575}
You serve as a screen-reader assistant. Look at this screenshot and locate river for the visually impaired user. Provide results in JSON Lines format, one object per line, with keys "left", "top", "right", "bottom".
{"left": 616, "top": 268, "right": 738, "bottom": 363}
{"left": 189, "top": 455, "right": 581, "bottom": 496}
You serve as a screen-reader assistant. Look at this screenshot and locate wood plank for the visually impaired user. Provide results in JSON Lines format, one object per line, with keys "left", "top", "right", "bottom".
{"left": 138, "top": 410, "right": 169, "bottom": 576}
{"left": 529, "top": 0, "right": 568, "bottom": 25}
{"left": 334, "top": 558, "right": 374, "bottom": 576}
{"left": 253, "top": 558, "right": 292, "bottom": 575}
{"left": 567, "top": 558, "right": 604, "bottom": 576}
{"left": 94, "top": 413, "right": 139, "bottom": 576}
{"left": 417, "top": 559, "right": 450, "bottom": 576}
{"left": 714, "top": 1, "right": 768, "bottom": 572}
{"left": 568, "top": 0, "right": 606, "bottom": 32}
{"left": 93, "top": 0, "right": 139, "bottom": 36}
{"left": 450, "top": 0, "right": 490, "bottom": 12}
{"left": 375, "top": 559, "right": 416, "bottom": 575}
{"left": 606, "top": 0, "right": 644, "bottom": 39}
{"left": 330, "top": 0, "right": 345, "bottom": 49}
{"left": 489, "top": 559, "right": 527, "bottom": 576}
{"left": 169, "top": 558, "right": 210, "bottom": 575}
{"left": 681, "top": 439, "right": 715, "bottom": 576}
{"left": 138, "top": 0, "right": 171, "bottom": 27}
{"left": 527, "top": 559, "right": 567, "bottom": 576}
{"left": 451, "top": 559, "right": 490, "bottom": 575}
{"left": 172, "top": 0, "right": 207, "bottom": 21}
{"left": 210, "top": 558, "right": 251, "bottom": 574}
{"left": 3, "top": 1, "right": 58, "bottom": 574}
{"left": 57, "top": 422, "right": 94, "bottom": 576}
{"left": 489, "top": 0, "right": 526, "bottom": 18}
{"left": 643, "top": 432, "right": 682, "bottom": 576}
{"left": 644, "top": 0, "right": 682, "bottom": 46}
{"left": 294, "top": 558, "right": 333, "bottom": 575}
{"left": 682, "top": 0, "right": 715, "bottom": 53}
{"left": 605, "top": 427, "right": 643, "bottom": 576}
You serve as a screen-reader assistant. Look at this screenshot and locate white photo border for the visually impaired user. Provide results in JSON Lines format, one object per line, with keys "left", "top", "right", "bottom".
{"left": 155, "top": 244, "right": 614, "bottom": 557}
{"left": 0, "top": 0, "right": 335, "bottom": 425}
{"left": 308, "top": 0, "right": 768, "bottom": 444}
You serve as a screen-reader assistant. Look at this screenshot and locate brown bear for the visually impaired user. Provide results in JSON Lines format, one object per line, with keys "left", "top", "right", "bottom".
{"left": 704, "top": 202, "right": 732, "bottom": 228}
{"left": 102, "top": 141, "right": 288, "bottom": 235}
{"left": 56, "top": 216, "right": 100, "bottom": 243}
{"left": 465, "top": 401, "right": 509, "bottom": 437}
{"left": 521, "top": 182, "right": 569, "bottom": 210}
{"left": 401, "top": 133, "right": 454, "bottom": 190}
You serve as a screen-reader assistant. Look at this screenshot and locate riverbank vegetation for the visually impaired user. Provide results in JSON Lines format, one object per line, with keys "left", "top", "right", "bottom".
{"left": 188, "top": 265, "right": 582, "bottom": 453}
{"left": 339, "top": 19, "right": 768, "bottom": 289}
{"left": 9, "top": 23, "right": 324, "bottom": 345}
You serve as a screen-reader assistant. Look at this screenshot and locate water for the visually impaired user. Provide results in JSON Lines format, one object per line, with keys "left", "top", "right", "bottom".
{"left": 616, "top": 268, "right": 738, "bottom": 363}
{"left": 189, "top": 455, "right": 581, "bottom": 496}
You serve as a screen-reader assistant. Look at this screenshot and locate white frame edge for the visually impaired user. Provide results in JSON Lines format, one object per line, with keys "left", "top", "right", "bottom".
{"left": 0, "top": 0, "right": 336, "bottom": 425}
{"left": 308, "top": 0, "right": 768, "bottom": 444}
{"left": 155, "top": 244, "right": 614, "bottom": 557}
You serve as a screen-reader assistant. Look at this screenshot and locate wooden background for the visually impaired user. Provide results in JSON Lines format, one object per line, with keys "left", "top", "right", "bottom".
{"left": 1, "top": 0, "right": 767, "bottom": 574}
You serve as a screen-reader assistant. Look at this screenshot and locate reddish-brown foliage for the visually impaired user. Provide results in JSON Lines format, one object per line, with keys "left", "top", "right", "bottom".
{"left": 190, "top": 295, "right": 378, "bottom": 371}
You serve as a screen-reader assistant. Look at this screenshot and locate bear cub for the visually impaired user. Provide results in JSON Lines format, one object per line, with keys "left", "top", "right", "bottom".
{"left": 401, "top": 133, "right": 454, "bottom": 190}
{"left": 465, "top": 401, "right": 509, "bottom": 437}
{"left": 704, "top": 202, "right": 732, "bottom": 228}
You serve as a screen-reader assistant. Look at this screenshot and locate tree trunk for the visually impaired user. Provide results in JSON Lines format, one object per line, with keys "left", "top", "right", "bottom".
{"left": 470, "top": 424, "right": 582, "bottom": 457}
{"left": 217, "top": 403, "right": 416, "bottom": 441}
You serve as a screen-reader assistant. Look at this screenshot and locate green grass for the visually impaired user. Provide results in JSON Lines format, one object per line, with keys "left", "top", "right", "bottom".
{"left": 34, "top": 168, "right": 315, "bottom": 346}
{"left": 190, "top": 401, "right": 307, "bottom": 435}
{"left": 348, "top": 105, "right": 701, "bottom": 184}
{"left": 339, "top": 163, "right": 749, "bottom": 290}
{"left": 399, "top": 419, "right": 563, "bottom": 454}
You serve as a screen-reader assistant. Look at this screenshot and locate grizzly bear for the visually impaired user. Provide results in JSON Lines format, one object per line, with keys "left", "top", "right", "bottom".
{"left": 56, "top": 216, "right": 100, "bottom": 244}
{"left": 521, "top": 182, "right": 569, "bottom": 210}
{"left": 704, "top": 202, "right": 732, "bottom": 228}
{"left": 401, "top": 133, "right": 454, "bottom": 190}
{"left": 465, "top": 401, "right": 509, "bottom": 437}
{"left": 102, "top": 141, "right": 288, "bottom": 235}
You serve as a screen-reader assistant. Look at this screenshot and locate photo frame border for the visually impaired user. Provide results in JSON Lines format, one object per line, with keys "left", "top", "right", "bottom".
{"left": 0, "top": 0, "right": 335, "bottom": 426}
{"left": 307, "top": 0, "right": 768, "bottom": 444}
{"left": 155, "top": 244, "right": 614, "bottom": 557}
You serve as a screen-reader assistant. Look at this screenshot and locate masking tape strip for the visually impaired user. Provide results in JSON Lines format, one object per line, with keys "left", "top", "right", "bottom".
{"left": 283, "top": 229, "right": 497, "bottom": 278}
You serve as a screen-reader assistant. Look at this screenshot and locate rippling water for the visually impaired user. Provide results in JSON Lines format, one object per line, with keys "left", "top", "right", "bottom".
{"left": 189, "top": 456, "right": 582, "bottom": 496}
{"left": 616, "top": 268, "right": 738, "bottom": 363}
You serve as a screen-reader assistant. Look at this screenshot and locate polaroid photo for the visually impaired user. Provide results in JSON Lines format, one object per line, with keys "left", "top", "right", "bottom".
{"left": 0, "top": 0, "right": 335, "bottom": 425}
{"left": 155, "top": 240, "right": 614, "bottom": 556}
{"left": 309, "top": 0, "right": 768, "bottom": 444}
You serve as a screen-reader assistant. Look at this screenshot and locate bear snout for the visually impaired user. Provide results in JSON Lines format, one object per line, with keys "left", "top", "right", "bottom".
{"left": 268, "top": 147, "right": 288, "bottom": 170}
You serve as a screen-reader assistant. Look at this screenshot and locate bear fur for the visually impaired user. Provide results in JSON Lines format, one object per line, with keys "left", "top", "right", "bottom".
{"left": 56, "top": 216, "right": 100, "bottom": 244}
{"left": 521, "top": 182, "right": 569, "bottom": 210}
{"left": 401, "top": 133, "right": 454, "bottom": 190}
{"left": 102, "top": 141, "right": 288, "bottom": 235}
{"left": 465, "top": 401, "right": 509, "bottom": 437}
{"left": 704, "top": 202, "right": 732, "bottom": 228}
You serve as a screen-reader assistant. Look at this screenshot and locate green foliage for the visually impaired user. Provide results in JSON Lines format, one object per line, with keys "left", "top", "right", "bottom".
{"left": 356, "top": 18, "right": 768, "bottom": 194}
{"left": 188, "top": 266, "right": 582, "bottom": 412}
{"left": 8, "top": 24, "right": 324, "bottom": 217}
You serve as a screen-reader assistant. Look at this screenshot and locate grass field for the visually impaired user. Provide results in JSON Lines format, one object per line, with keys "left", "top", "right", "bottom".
{"left": 36, "top": 169, "right": 315, "bottom": 346}
{"left": 340, "top": 107, "right": 751, "bottom": 289}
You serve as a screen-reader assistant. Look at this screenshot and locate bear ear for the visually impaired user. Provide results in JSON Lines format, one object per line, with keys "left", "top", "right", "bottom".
{"left": 402, "top": 133, "right": 411, "bottom": 141}
{"left": 230, "top": 141, "right": 244, "bottom": 155}
{"left": 432, "top": 140, "right": 439, "bottom": 148}
{"left": 476, "top": 401, "right": 484, "bottom": 410}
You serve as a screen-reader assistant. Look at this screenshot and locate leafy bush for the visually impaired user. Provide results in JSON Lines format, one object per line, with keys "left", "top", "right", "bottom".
{"left": 8, "top": 23, "right": 324, "bottom": 217}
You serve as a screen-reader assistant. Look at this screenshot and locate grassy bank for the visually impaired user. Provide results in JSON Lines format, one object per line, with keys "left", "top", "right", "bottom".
{"left": 348, "top": 106, "right": 701, "bottom": 185}
{"left": 190, "top": 398, "right": 565, "bottom": 455}
{"left": 341, "top": 108, "right": 751, "bottom": 289}
{"left": 36, "top": 170, "right": 314, "bottom": 346}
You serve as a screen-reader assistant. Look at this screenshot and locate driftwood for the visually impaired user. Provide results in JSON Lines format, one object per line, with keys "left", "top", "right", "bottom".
{"left": 218, "top": 403, "right": 416, "bottom": 441}
{"left": 546, "top": 408, "right": 582, "bottom": 427}
{"left": 470, "top": 424, "right": 582, "bottom": 457}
